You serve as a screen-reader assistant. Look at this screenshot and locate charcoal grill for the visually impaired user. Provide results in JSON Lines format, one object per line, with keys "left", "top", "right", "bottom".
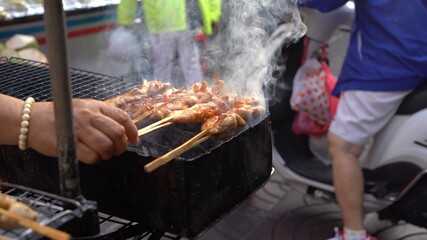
{"left": 0, "top": 182, "right": 183, "bottom": 240}
{"left": 0, "top": 182, "right": 98, "bottom": 239}
{"left": 0, "top": 56, "right": 272, "bottom": 238}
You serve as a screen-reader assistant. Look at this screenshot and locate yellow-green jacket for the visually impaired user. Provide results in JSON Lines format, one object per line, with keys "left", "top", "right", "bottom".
{"left": 117, "top": 0, "right": 222, "bottom": 35}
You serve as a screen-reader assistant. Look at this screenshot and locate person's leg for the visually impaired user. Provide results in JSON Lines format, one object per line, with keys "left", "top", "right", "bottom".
{"left": 328, "top": 132, "right": 365, "bottom": 230}
{"left": 176, "top": 30, "right": 203, "bottom": 88}
{"left": 328, "top": 90, "right": 411, "bottom": 239}
{"left": 150, "top": 33, "right": 175, "bottom": 83}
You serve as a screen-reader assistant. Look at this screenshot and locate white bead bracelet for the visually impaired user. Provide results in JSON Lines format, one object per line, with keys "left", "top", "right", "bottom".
{"left": 18, "top": 97, "right": 35, "bottom": 150}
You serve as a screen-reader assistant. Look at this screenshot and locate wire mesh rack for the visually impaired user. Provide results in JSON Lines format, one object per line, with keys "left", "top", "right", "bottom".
{"left": 0, "top": 181, "right": 97, "bottom": 239}
{"left": 0, "top": 182, "right": 184, "bottom": 240}
{"left": 0, "top": 57, "right": 136, "bottom": 101}
{"left": 98, "top": 215, "right": 184, "bottom": 240}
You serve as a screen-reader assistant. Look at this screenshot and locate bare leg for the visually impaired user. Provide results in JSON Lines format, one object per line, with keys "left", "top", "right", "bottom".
{"left": 177, "top": 30, "right": 203, "bottom": 88}
{"left": 328, "top": 131, "right": 365, "bottom": 230}
{"left": 150, "top": 33, "right": 175, "bottom": 83}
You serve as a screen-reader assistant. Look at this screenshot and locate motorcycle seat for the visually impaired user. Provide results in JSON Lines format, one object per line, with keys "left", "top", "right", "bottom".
{"left": 396, "top": 80, "right": 427, "bottom": 115}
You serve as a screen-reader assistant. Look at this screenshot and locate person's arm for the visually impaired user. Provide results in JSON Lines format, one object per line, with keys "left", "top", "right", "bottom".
{"left": 198, "top": 0, "right": 222, "bottom": 35}
{"left": 300, "top": 0, "right": 349, "bottom": 13}
{"left": 117, "top": 0, "right": 138, "bottom": 26}
{"left": 0, "top": 94, "right": 25, "bottom": 146}
{"left": 0, "top": 94, "right": 138, "bottom": 164}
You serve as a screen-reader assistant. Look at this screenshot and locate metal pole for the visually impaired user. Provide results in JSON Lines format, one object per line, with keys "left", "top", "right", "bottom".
{"left": 42, "top": 0, "right": 81, "bottom": 198}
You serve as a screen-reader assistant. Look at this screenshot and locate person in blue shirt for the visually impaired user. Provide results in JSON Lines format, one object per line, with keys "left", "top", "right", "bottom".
{"left": 301, "top": 1, "right": 427, "bottom": 239}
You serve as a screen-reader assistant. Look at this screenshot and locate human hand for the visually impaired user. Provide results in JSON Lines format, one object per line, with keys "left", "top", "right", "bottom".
{"left": 27, "top": 99, "right": 139, "bottom": 164}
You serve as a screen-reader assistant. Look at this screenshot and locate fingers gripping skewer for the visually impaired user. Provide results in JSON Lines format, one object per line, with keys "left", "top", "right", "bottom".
{"left": 144, "top": 130, "right": 210, "bottom": 173}
{"left": 0, "top": 208, "right": 71, "bottom": 240}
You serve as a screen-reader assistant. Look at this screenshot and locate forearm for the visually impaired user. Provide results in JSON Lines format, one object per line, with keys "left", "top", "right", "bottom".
{"left": 300, "top": 0, "right": 349, "bottom": 13}
{"left": 0, "top": 94, "right": 25, "bottom": 145}
{"left": 0, "top": 94, "right": 138, "bottom": 164}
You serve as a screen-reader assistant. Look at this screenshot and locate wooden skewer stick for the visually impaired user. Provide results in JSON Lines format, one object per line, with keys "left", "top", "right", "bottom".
{"left": 137, "top": 121, "right": 174, "bottom": 136}
{"left": 132, "top": 110, "right": 153, "bottom": 125}
{"left": 144, "top": 129, "right": 210, "bottom": 173}
{"left": 132, "top": 102, "right": 170, "bottom": 125}
{"left": 137, "top": 115, "right": 176, "bottom": 137}
{"left": 132, "top": 94, "right": 187, "bottom": 125}
{"left": 0, "top": 234, "right": 12, "bottom": 240}
{"left": 0, "top": 208, "right": 71, "bottom": 240}
{"left": 192, "top": 135, "right": 211, "bottom": 146}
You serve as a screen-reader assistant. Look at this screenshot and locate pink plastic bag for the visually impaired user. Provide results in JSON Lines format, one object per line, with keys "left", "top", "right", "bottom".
{"left": 290, "top": 58, "right": 330, "bottom": 125}
{"left": 291, "top": 59, "right": 339, "bottom": 136}
{"left": 292, "top": 112, "right": 327, "bottom": 136}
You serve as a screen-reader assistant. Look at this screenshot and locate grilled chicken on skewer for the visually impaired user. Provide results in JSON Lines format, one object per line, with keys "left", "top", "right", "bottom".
{"left": 137, "top": 90, "right": 240, "bottom": 136}
{"left": 0, "top": 193, "right": 38, "bottom": 230}
{"left": 133, "top": 79, "right": 230, "bottom": 127}
{"left": 133, "top": 89, "right": 212, "bottom": 124}
{"left": 137, "top": 102, "right": 219, "bottom": 136}
{"left": 136, "top": 91, "right": 254, "bottom": 136}
{"left": 107, "top": 78, "right": 221, "bottom": 112}
{"left": 0, "top": 208, "right": 70, "bottom": 240}
{"left": 131, "top": 80, "right": 215, "bottom": 123}
{"left": 104, "top": 79, "right": 171, "bottom": 108}
{"left": 144, "top": 105, "right": 264, "bottom": 172}
{"left": 0, "top": 193, "right": 70, "bottom": 239}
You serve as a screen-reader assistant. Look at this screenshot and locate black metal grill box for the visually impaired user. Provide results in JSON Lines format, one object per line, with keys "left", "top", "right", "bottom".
{"left": 0, "top": 57, "right": 272, "bottom": 238}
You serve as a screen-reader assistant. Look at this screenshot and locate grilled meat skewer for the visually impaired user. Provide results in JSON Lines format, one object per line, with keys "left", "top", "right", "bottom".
{"left": 144, "top": 104, "right": 264, "bottom": 172}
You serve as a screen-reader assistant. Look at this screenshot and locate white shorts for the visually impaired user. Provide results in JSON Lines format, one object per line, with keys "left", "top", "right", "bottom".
{"left": 329, "top": 90, "right": 411, "bottom": 145}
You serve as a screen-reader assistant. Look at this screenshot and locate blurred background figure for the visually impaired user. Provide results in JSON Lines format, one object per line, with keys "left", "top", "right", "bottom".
{"left": 117, "top": 0, "right": 222, "bottom": 88}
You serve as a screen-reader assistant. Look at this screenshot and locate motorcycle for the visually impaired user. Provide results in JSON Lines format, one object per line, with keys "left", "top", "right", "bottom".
{"left": 268, "top": 3, "right": 427, "bottom": 229}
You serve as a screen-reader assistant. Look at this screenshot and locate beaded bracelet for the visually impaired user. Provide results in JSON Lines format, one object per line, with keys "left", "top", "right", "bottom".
{"left": 18, "top": 97, "right": 35, "bottom": 150}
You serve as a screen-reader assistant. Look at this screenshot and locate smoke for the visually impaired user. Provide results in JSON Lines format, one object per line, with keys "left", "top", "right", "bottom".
{"left": 106, "top": 26, "right": 141, "bottom": 61}
{"left": 102, "top": 0, "right": 306, "bottom": 112}
{"left": 203, "top": 0, "right": 306, "bottom": 108}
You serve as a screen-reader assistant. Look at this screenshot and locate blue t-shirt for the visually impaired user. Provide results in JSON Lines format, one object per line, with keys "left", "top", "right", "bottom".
{"left": 303, "top": 0, "right": 427, "bottom": 96}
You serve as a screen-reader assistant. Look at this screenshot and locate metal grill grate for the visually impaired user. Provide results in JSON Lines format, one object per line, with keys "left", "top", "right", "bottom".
{"left": 0, "top": 181, "right": 95, "bottom": 239}
{"left": 98, "top": 213, "right": 183, "bottom": 240}
{"left": 0, "top": 182, "right": 184, "bottom": 240}
{"left": 0, "top": 57, "right": 136, "bottom": 102}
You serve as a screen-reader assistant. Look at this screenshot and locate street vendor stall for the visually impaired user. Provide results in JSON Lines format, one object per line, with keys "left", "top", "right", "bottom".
{"left": 0, "top": 0, "right": 132, "bottom": 77}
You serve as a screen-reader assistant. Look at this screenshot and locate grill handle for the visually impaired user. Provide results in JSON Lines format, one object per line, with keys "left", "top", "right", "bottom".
{"left": 43, "top": 0, "right": 81, "bottom": 199}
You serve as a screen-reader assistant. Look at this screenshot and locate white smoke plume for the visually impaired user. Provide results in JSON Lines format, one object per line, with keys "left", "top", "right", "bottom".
{"left": 103, "top": 0, "right": 306, "bottom": 114}
{"left": 203, "top": 0, "right": 306, "bottom": 108}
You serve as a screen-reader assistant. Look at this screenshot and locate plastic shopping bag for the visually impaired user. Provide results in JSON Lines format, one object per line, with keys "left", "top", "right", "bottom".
{"left": 292, "top": 112, "right": 327, "bottom": 136}
{"left": 290, "top": 58, "right": 330, "bottom": 125}
{"left": 291, "top": 58, "right": 339, "bottom": 136}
